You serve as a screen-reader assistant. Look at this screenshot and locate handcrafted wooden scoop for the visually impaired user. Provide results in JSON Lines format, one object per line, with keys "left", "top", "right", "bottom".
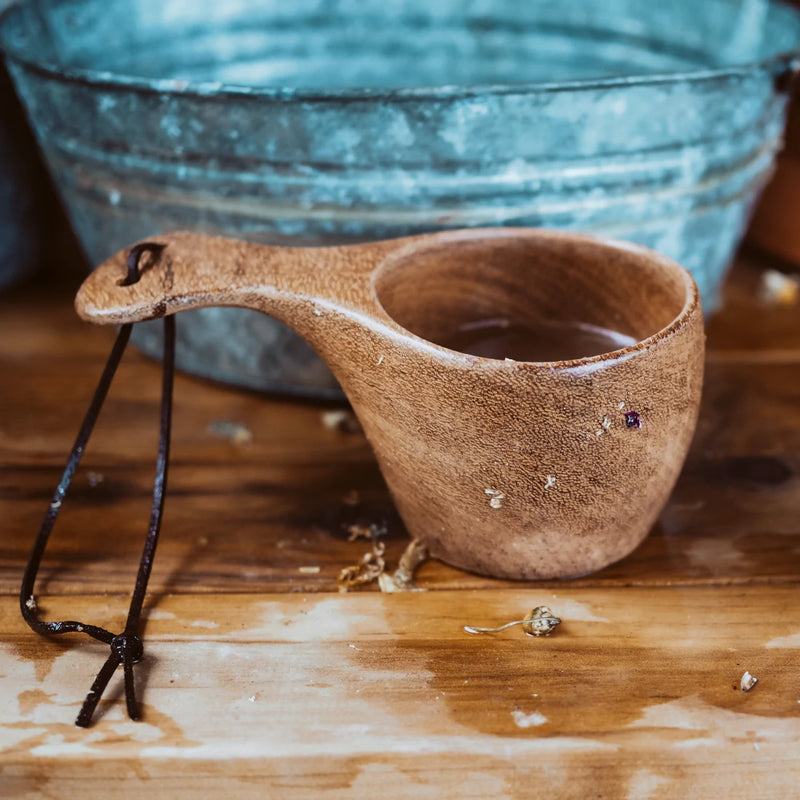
{"left": 77, "top": 228, "right": 704, "bottom": 580}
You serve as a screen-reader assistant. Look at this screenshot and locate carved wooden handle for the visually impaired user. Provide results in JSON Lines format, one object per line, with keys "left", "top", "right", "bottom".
{"left": 74, "top": 231, "right": 401, "bottom": 327}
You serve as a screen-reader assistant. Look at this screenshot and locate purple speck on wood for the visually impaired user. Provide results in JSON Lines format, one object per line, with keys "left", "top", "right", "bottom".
{"left": 624, "top": 410, "right": 642, "bottom": 429}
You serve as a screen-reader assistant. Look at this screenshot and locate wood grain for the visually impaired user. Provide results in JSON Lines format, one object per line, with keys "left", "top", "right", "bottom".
{"left": 2, "top": 588, "right": 800, "bottom": 799}
{"left": 1, "top": 250, "right": 799, "bottom": 798}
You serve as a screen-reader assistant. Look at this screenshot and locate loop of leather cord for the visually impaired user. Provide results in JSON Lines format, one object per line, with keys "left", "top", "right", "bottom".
{"left": 20, "top": 242, "right": 174, "bottom": 727}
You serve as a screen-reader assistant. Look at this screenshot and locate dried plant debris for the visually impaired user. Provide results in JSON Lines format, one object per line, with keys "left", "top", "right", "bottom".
{"left": 740, "top": 671, "right": 758, "bottom": 692}
{"left": 341, "top": 489, "right": 361, "bottom": 507}
{"left": 321, "top": 409, "right": 363, "bottom": 434}
{"left": 346, "top": 520, "right": 388, "bottom": 542}
{"left": 336, "top": 491, "right": 422, "bottom": 590}
{"left": 464, "top": 605, "right": 561, "bottom": 636}
{"left": 338, "top": 541, "right": 387, "bottom": 591}
{"left": 338, "top": 536, "right": 429, "bottom": 593}
{"left": 760, "top": 269, "right": 799, "bottom": 306}
{"left": 595, "top": 415, "right": 612, "bottom": 436}
{"left": 522, "top": 606, "right": 562, "bottom": 637}
{"left": 379, "top": 539, "right": 429, "bottom": 592}
{"left": 87, "top": 471, "right": 105, "bottom": 487}
{"left": 207, "top": 419, "right": 253, "bottom": 444}
{"left": 334, "top": 488, "right": 406, "bottom": 542}
{"left": 624, "top": 410, "right": 642, "bottom": 429}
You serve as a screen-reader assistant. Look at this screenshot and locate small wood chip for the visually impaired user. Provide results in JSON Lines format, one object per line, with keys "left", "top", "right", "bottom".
{"left": 207, "top": 419, "right": 253, "bottom": 444}
{"left": 485, "top": 488, "right": 504, "bottom": 509}
{"left": 298, "top": 566, "right": 320, "bottom": 574}
{"left": 741, "top": 671, "right": 758, "bottom": 692}
{"left": 760, "top": 269, "right": 799, "bottom": 306}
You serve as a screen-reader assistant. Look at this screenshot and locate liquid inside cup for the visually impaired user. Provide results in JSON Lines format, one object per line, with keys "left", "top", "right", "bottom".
{"left": 373, "top": 232, "right": 690, "bottom": 363}
{"left": 437, "top": 317, "right": 637, "bottom": 361}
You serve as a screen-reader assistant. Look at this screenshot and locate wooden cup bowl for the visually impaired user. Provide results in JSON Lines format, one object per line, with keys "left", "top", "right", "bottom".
{"left": 77, "top": 228, "right": 704, "bottom": 579}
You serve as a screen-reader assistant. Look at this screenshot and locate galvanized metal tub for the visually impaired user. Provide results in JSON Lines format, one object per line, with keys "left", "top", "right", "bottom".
{"left": 1, "top": 0, "right": 798, "bottom": 396}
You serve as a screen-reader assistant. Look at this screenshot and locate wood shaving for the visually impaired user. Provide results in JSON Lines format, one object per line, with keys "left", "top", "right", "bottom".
{"left": 298, "top": 566, "right": 320, "bottom": 574}
{"left": 25, "top": 595, "right": 37, "bottom": 612}
{"left": 379, "top": 539, "right": 429, "bottom": 592}
{"left": 338, "top": 541, "right": 386, "bottom": 591}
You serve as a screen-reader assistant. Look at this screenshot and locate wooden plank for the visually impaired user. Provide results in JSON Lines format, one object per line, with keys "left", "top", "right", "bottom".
{"left": 2, "top": 587, "right": 799, "bottom": 798}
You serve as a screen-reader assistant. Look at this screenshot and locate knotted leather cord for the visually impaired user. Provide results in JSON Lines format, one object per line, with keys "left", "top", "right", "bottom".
{"left": 20, "top": 242, "right": 174, "bottom": 727}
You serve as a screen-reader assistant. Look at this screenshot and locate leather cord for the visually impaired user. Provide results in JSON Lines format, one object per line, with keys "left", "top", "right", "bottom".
{"left": 20, "top": 243, "right": 174, "bottom": 727}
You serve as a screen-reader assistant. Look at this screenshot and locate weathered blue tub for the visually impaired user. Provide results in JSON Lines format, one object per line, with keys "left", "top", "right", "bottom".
{"left": 1, "top": 0, "right": 798, "bottom": 395}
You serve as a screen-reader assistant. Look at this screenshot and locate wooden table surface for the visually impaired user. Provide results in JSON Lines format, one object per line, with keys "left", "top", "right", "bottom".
{"left": 1, "top": 251, "right": 799, "bottom": 798}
